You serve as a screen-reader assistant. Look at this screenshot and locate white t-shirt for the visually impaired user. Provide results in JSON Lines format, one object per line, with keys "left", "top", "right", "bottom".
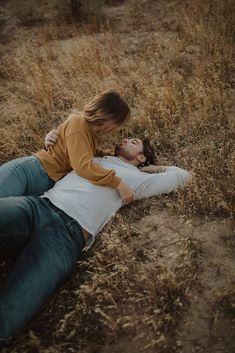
{"left": 42, "top": 157, "right": 191, "bottom": 247}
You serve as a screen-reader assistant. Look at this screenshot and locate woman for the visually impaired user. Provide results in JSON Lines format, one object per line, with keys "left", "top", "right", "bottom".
{"left": 0, "top": 90, "right": 133, "bottom": 204}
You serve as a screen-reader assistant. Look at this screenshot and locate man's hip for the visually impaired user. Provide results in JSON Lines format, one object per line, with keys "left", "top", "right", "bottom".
{"left": 42, "top": 197, "right": 89, "bottom": 245}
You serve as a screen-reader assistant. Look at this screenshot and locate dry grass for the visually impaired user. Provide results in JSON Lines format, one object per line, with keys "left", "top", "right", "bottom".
{"left": 1, "top": 0, "right": 234, "bottom": 218}
{"left": 0, "top": 0, "right": 234, "bottom": 351}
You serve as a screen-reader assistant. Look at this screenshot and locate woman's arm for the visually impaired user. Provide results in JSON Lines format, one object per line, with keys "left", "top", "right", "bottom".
{"left": 44, "top": 129, "right": 114, "bottom": 157}
{"left": 44, "top": 125, "right": 134, "bottom": 204}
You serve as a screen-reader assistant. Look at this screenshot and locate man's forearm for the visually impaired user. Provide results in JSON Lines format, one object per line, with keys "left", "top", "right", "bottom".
{"left": 140, "top": 165, "right": 166, "bottom": 173}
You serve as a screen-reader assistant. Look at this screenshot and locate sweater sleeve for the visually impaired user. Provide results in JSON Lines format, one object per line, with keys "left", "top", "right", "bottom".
{"left": 66, "top": 131, "right": 121, "bottom": 188}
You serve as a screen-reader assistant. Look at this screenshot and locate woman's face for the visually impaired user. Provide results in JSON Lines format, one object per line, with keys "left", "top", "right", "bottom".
{"left": 91, "top": 120, "right": 122, "bottom": 136}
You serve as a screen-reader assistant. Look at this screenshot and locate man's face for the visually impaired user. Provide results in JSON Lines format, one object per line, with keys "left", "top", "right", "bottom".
{"left": 114, "top": 138, "right": 144, "bottom": 163}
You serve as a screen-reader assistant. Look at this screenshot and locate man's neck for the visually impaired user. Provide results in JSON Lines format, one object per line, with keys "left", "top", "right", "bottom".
{"left": 115, "top": 155, "right": 137, "bottom": 167}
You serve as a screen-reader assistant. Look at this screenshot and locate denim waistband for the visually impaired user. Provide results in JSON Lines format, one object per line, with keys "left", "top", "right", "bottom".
{"left": 43, "top": 198, "right": 85, "bottom": 249}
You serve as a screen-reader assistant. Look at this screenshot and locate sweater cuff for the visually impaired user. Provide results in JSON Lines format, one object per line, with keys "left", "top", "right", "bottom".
{"left": 108, "top": 176, "right": 121, "bottom": 188}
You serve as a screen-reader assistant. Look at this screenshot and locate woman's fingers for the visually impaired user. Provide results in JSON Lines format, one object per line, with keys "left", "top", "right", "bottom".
{"left": 45, "top": 129, "right": 59, "bottom": 148}
{"left": 47, "top": 136, "right": 57, "bottom": 143}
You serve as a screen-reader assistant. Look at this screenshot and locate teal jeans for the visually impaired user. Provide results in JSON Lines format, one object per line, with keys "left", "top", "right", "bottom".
{"left": 0, "top": 156, "right": 54, "bottom": 197}
{"left": 0, "top": 196, "right": 85, "bottom": 337}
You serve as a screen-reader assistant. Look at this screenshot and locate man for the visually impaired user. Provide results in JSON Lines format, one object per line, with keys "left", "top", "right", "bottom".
{"left": 0, "top": 138, "right": 192, "bottom": 337}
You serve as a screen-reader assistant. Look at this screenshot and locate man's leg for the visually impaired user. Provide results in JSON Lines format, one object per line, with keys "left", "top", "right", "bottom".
{"left": 0, "top": 156, "right": 54, "bottom": 197}
{"left": 0, "top": 197, "right": 84, "bottom": 337}
{"left": 0, "top": 197, "right": 36, "bottom": 253}
{"left": 0, "top": 196, "right": 58, "bottom": 253}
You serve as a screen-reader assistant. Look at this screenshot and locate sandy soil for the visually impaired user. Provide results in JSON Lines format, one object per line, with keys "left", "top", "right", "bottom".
{"left": 137, "top": 210, "right": 235, "bottom": 353}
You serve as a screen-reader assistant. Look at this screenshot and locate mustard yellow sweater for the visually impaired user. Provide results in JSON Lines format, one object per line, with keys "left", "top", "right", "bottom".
{"left": 35, "top": 113, "right": 121, "bottom": 188}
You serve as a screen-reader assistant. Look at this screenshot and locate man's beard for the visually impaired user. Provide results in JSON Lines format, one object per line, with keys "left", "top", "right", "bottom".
{"left": 114, "top": 144, "right": 135, "bottom": 161}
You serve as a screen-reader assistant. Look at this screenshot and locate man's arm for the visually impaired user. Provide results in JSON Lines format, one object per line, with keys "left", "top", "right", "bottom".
{"left": 140, "top": 165, "right": 167, "bottom": 173}
{"left": 136, "top": 166, "right": 192, "bottom": 200}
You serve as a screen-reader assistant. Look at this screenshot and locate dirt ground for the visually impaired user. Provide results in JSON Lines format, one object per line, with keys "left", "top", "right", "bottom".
{"left": 0, "top": 0, "right": 235, "bottom": 352}
{"left": 139, "top": 210, "right": 235, "bottom": 353}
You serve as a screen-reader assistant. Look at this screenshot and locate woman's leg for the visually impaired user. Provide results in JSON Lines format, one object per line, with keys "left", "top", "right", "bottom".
{"left": 0, "top": 196, "right": 84, "bottom": 337}
{"left": 0, "top": 156, "right": 54, "bottom": 197}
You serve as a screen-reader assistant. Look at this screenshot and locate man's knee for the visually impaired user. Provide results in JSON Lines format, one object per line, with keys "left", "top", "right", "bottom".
{"left": 0, "top": 197, "right": 30, "bottom": 233}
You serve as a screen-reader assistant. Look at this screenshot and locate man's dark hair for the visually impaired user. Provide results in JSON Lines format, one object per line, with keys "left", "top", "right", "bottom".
{"left": 141, "top": 138, "right": 155, "bottom": 166}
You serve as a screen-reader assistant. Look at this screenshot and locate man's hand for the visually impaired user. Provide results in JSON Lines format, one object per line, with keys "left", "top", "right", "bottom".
{"left": 117, "top": 180, "right": 134, "bottom": 205}
{"left": 44, "top": 129, "right": 59, "bottom": 149}
{"left": 140, "top": 165, "right": 166, "bottom": 173}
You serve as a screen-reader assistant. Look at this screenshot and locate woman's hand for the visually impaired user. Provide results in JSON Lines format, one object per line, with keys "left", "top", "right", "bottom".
{"left": 117, "top": 180, "right": 134, "bottom": 205}
{"left": 44, "top": 129, "right": 59, "bottom": 149}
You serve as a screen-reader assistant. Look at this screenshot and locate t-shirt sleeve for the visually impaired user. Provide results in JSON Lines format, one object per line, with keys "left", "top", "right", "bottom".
{"left": 135, "top": 166, "right": 192, "bottom": 200}
{"left": 65, "top": 131, "right": 121, "bottom": 188}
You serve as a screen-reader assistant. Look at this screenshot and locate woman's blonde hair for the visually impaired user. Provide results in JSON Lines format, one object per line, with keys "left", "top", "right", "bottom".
{"left": 84, "top": 90, "right": 130, "bottom": 126}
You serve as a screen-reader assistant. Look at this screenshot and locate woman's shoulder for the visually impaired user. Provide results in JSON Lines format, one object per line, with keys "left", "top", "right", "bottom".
{"left": 63, "top": 111, "right": 86, "bottom": 131}
{"left": 66, "top": 110, "right": 84, "bottom": 122}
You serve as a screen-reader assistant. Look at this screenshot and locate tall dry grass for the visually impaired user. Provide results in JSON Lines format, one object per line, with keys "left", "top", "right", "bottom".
{"left": 0, "top": 0, "right": 234, "bottom": 351}
{"left": 1, "top": 0, "right": 234, "bottom": 218}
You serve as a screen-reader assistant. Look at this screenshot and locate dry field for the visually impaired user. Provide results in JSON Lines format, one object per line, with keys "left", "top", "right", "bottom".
{"left": 0, "top": 0, "right": 234, "bottom": 352}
